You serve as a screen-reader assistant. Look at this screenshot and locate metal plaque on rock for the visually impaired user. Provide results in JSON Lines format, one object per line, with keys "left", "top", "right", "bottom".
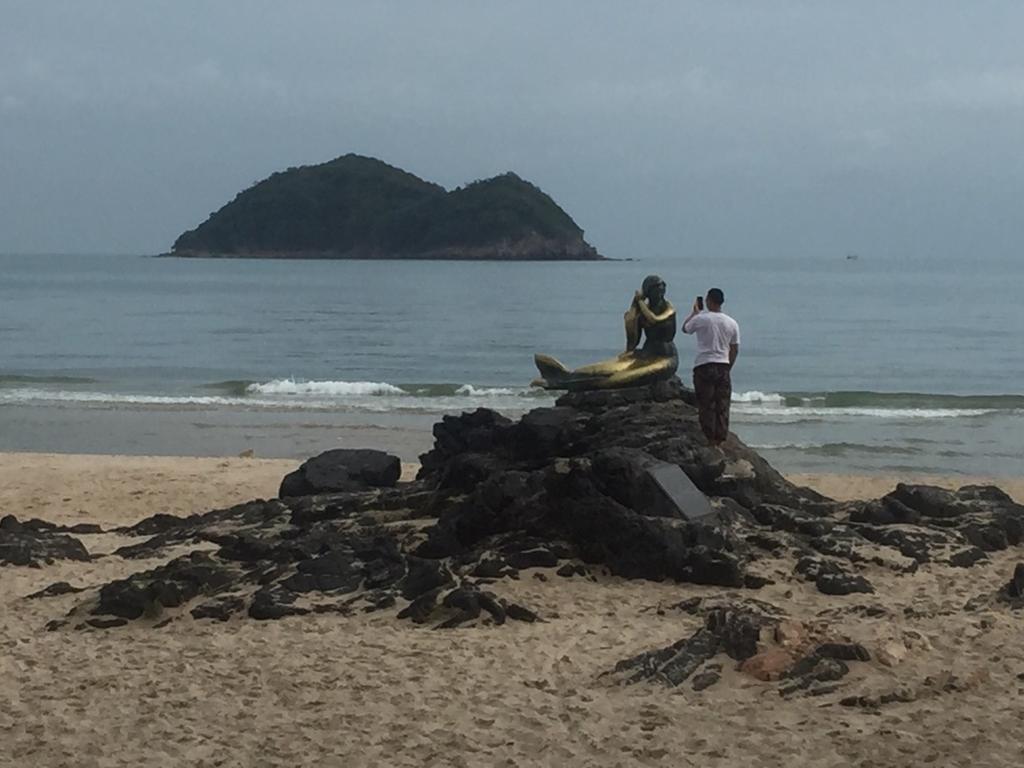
{"left": 644, "top": 461, "right": 716, "bottom": 521}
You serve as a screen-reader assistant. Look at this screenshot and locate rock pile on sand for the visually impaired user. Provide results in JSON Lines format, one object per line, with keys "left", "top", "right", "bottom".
{"left": 12, "top": 378, "right": 1024, "bottom": 698}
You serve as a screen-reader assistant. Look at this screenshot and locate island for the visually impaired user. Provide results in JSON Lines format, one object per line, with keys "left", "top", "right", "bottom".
{"left": 168, "top": 154, "right": 604, "bottom": 260}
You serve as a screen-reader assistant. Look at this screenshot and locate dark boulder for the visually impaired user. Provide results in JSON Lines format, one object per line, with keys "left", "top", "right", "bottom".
{"left": 814, "top": 642, "right": 871, "bottom": 662}
{"left": 506, "top": 547, "right": 559, "bottom": 570}
{"left": 249, "top": 586, "right": 309, "bottom": 620}
{"left": 949, "top": 548, "right": 988, "bottom": 568}
{"left": 0, "top": 514, "right": 24, "bottom": 532}
{"left": 280, "top": 449, "right": 401, "bottom": 498}
{"left": 609, "top": 602, "right": 776, "bottom": 686}
{"left": 816, "top": 572, "right": 874, "bottom": 596}
{"left": 94, "top": 551, "right": 235, "bottom": 619}
{"left": 1006, "top": 563, "right": 1024, "bottom": 599}
{"left": 402, "top": 557, "right": 454, "bottom": 600}
{"left": 887, "top": 484, "right": 966, "bottom": 519}
{"left": 191, "top": 595, "right": 245, "bottom": 621}
{"left": 0, "top": 518, "right": 90, "bottom": 567}
{"left": 610, "top": 599, "right": 869, "bottom": 694}
{"left": 26, "top": 581, "right": 86, "bottom": 599}
{"left": 851, "top": 498, "right": 921, "bottom": 526}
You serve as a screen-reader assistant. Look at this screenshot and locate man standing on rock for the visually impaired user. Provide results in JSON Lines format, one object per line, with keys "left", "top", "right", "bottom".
{"left": 682, "top": 288, "right": 740, "bottom": 447}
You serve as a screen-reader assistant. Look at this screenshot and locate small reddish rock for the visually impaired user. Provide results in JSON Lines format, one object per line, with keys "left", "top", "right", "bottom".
{"left": 739, "top": 648, "right": 796, "bottom": 681}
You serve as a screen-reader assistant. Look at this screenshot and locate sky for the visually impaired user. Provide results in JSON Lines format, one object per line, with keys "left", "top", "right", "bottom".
{"left": 2, "top": 1, "right": 1023, "bottom": 260}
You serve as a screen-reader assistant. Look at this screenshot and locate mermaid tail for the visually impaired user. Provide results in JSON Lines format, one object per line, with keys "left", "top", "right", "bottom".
{"left": 531, "top": 352, "right": 676, "bottom": 391}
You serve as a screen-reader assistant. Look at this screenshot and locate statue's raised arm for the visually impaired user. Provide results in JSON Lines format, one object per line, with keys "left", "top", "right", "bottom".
{"left": 532, "top": 275, "right": 678, "bottom": 391}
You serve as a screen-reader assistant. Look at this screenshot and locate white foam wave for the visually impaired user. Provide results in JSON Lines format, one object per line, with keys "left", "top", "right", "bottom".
{"left": 732, "top": 390, "right": 785, "bottom": 404}
{"left": 734, "top": 404, "right": 995, "bottom": 420}
{"left": 455, "top": 384, "right": 520, "bottom": 397}
{"left": 247, "top": 378, "right": 406, "bottom": 396}
{"left": 748, "top": 442, "right": 821, "bottom": 450}
{"left": 1, "top": 380, "right": 1000, "bottom": 421}
{"left": 0, "top": 385, "right": 553, "bottom": 414}
{"left": 0, "top": 388, "right": 255, "bottom": 407}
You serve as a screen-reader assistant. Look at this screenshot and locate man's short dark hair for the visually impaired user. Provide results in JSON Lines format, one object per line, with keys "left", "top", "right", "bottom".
{"left": 707, "top": 288, "right": 725, "bottom": 305}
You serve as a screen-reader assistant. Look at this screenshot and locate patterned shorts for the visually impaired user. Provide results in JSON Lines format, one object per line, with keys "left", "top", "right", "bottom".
{"left": 693, "top": 363, "right": 732, "bottom": 443}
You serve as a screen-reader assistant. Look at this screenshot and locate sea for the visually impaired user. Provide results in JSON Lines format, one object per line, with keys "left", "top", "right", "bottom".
{"left": 1, "top": 253, "right": 1022, "bottom": 476}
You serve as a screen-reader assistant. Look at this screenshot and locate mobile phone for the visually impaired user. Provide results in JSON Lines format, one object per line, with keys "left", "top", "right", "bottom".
{"left": 696, "top": 296, "right": 704, "bottom": 310}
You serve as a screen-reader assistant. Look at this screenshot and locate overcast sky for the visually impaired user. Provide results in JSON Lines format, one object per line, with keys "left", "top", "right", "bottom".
{"left": 2, "top": 1, "right": 1023, "bottom": 259}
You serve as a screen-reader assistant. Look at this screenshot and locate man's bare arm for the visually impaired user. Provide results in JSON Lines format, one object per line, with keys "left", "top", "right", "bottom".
{"left": 729, "top": 344, "right": 739, "bottom": 369}
{"left": 681, "top": 299, "right": 702, "bottom": 333}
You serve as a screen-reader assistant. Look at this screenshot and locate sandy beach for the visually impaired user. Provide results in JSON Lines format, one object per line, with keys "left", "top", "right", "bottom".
{"left": 4, "top": 451, "right": 1024, "bottom": 767}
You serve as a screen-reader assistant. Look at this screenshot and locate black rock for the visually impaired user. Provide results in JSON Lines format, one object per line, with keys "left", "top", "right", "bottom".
{"left": 126, "top": 513, "right": 189, "bottom": 537}
{"left": 511, "top": 407, "right": 587, "bottom": 458}
{"left": 249, "top": 586, "right": 309, "bottom": 620}
{"left": 795, "top": 556, "right": 844, "bottom": 581}
{"left": 0, "top": 514, "right": 24, "bottom": 532}
{"left": 590, "top": 449, "right": 715, "bottom": 521}
{"left": 706, "top": 606, "right": 776, "bottom": 660}
{"left": 888, "top": 484, "right": 965, "bottom": 519}
{"left": 958, "top": 485, "right": 1014, "bottom": 503}
{"left": 691, "top": 669, "right": 721, "bottom": 691}
{"left": 66, "top": 523, "right": 104, "bottom": 534}
{"left": 284, "top": 551, "right": 364, "bottom": 594}
{"left": 402, "top": 557, "right": 453, "bottom": 600}
{"left": 781, "top": 656, "right": 850, "bottom": 695}
{"left": 506, "top": 547, "right": 559, "bottom": 570}
{"left": 752, "top": 504, "right": 834, "bottom": 537}
{"left": 280, "top": 449, "right": 402, "bottom": 498}
{"left": 814, "top": 642, "right": 871, "bottom": 662}
{"left": 1007, "top": 563, "right": 1024, "bottom": 598}
{"left": 95, "top": 551, "right": 235, "bottom": 619}
{"left": 611, "top": 602, "right": 777, "bottom": 686}
{"left": 816, "top": 572, "right": 874, "bottom": 596}
{"left": 25, "top": 581, "right": 85, "bottom": 599}
{"left": 418, "top": 408, "right": 514, "bottom": 483}
{"left": 474, "top": 591, "right": 505, "bottom": 624}
{"left": 191, "top": 595, "right": 245, "bottom": 621}
{"left": 555, "top": 562, "right": 575, "bottom": 577}
{"left": 397, "top": 588, "right": 443, "bottom": 623}
{"left": 506, "top": 603, "right": 540, "bottom": 622}
{"left": 949, "top": 548, "right": 988, "bottom": 568}
{"left": 0, "top": 526, "right": 90, "bottom": 567}
{"left": 470, "top": 557, "right": 517, "bottom": 580}
{"left": 851, "top": 498, "right": 921, "bottom": 526}
{"left": 853, "top": 526, "right": 937, "bottom": 563}
{"left": 51, "top": 372, "right": 1024, "bottom": 640}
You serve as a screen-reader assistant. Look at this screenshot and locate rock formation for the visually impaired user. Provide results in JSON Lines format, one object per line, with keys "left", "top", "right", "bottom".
{"left": 20, "top": 377, "right": 1024, "bottom": 696}
{"left": 0, "top": 514, "right": 94, "bottom": 566}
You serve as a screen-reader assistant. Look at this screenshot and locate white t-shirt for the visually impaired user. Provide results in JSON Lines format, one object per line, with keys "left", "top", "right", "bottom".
{"left": 682, "top": 311, "right": 740, "bottom": 367}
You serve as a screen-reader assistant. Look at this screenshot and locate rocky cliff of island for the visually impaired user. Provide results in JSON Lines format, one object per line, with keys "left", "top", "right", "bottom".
{"left": 170, "top": 154, "right": 603, "bottom": 260}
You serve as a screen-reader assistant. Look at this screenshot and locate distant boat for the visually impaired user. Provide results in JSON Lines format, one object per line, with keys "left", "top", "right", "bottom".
{"left": 845, "top": 253, "right": 859, "bottom": 261}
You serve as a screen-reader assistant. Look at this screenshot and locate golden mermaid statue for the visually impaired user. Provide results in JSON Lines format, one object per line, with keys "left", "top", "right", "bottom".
{"left": 531, "top": 274, "right": 678, "bottom": 391}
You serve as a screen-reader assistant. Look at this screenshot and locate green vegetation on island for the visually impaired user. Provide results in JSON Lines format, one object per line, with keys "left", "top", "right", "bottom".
{"left": 170, "top": 154, "right": 603, "bottom": 260}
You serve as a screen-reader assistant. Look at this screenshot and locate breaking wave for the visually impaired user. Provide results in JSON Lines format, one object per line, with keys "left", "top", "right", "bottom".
{"left": 0, "top": 377, "right": 552, "bottom": 413}
{"left": 731, "top": 390, "right": 1017, "bottom": 420}
{"left": 246, "top": 379, "right": 407, "bottom": 396}
{"left": 1, "top": 377, "right": 1018, "bottom": 422}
